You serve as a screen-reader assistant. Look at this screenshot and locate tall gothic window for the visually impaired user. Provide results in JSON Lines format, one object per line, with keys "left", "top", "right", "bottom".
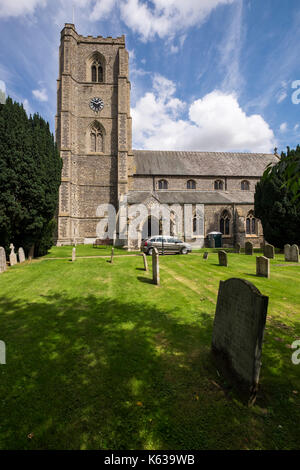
{"left": 214, "top": 180, "right": 224, "bottom": 190}
{"left": 187, "top": 179, "right": 196, "bottom": 189}
{"left": 158, "top": 179, "right": 168, "bottom": 189}
{"left": 90, "top": 122, "right": 103, "bottom": 152}
{"left": 91, "top": 60, "right": 103, "bottom": 82}
{"left": 220, "top": 209, "right": 230, "bottom": 235}
{"left": 241, "top": 180, "right": 250, "bottom": 190}
{"left": 246, "top": 210, "right": 256, "bottom": 235}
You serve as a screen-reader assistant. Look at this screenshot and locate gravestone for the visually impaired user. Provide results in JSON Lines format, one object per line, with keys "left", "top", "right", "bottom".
{"left": 110, "top": 247, "right": 114, "bottom": 264}
{"left": 9, "top": 244, "right": 18, "bottom": 266}
{"left": 218, "top": 250, "right": 228, "bottom": 267}
{"left": 142, "top": 252, "right": 148, "bottom": 271}
{"left": 263, "top": 244, "right": 275, "bottom": 259}
{"left": 0, "top": 247, "right": 7, "bottom": 273}
{"left": 245, "top": 241, "right": 253, "bottom": 255}
{"left": 212, "top": 278, "right": 268, "bottom": 404}
{"left": 18, "top": 247, "right": 26, "bottom": 263}
{"left": 203, "top": 252, "right": 209, "bottom": 260}
{"left": 72, "top": 247, "right": 76, "bottom": 262}
{"left": 236, "top": 243, "right": 241, "bottom": 254}
{"left": 256, "top": 256, "right": 270, "bottom": 278}
{"left": 152, "top": 247, "right": 160, "bottom": 285}
{"left": 284, "top": 244, "right": 291, "bottom": 261}
{"left": 290, "top": 244, "right": 299, "bottom": 262}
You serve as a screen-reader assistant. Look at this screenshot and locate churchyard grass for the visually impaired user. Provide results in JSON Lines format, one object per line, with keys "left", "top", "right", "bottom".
{"left": 0, "top": 248, "right": 299, "bottom": 450}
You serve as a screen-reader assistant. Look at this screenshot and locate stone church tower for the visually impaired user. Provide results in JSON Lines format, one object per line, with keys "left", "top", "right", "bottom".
{"left": 56, "top": 23, "right": 132, "bottom": 245}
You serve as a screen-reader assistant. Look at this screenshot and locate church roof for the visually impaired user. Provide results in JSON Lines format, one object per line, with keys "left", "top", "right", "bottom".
{"left": 127, "top": 190, "right": 254, "bottom": 205}
{"left": 132, "top": 150, "right": 278, "bottom": 177}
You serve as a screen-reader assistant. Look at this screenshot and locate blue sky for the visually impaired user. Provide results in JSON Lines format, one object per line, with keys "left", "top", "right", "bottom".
{"left": 0, "top": 0, "right": 300, "bottom": 153}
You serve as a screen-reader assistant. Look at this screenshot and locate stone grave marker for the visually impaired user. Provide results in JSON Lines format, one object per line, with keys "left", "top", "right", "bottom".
{"left": 256, "top": 256, "right": 270, "bottom": 278}
{"left": 110, "top": 247, "right": 114, "bottom": 264}
{"left": 72, "top": 247, "right": 76, "bottom": 262}
{"left": 0, "top": 247, "right": 7, "bottom": 273}
{"left": 212, "top": 278, "right": 268, "bottom": 404}
{"left": 245, "top": 241, "right": 253, "bottom": 255}
{"left": 203, "top": 252, "right": 209, "bottom": 260}
{"left": 18, "top": 247, "right": 26, "bottom": 263}
{"left": 9, "top": 244, "right": 18, "bottom": 266}
{"left": 152, "top": 247, "right": 160, "bottom": 285}
{"left": 142, "top": 252, "right": 148, "bottom": 271}
{"left": 218, "top": 250, "right": 228, "bottom": 267}
{"left": 284, "top": 244, "right": 291, "bottom": 261}
{"left": 263, "top": 244, "right": 275, "bottom": 259}
{"left": 290, "top": 244, "right": 299, "bottom": 262}
{"left": 236, "top": 243, "right": 241, "bottom": 254}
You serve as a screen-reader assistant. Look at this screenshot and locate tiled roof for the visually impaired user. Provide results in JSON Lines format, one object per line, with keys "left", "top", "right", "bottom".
{"left": 132, "top": 150, "right": 279, "bottom": 177}
{"left": 127, "top": 190, "right": 254, "bottom": 205}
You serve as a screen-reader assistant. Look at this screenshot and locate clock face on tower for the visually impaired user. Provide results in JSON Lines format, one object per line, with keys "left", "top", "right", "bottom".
{"left": 89, "top": 97, "right": 104, "bottom": 113}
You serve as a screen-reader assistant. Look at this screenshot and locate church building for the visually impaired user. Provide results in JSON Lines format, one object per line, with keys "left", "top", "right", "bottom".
{"left": 56, "top": 24, "right": 278, "bottom": 250}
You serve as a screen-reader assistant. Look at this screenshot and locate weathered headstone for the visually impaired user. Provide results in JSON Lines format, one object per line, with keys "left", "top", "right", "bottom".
{"left": 256, "top": 256, "right": 270, "bottom": 278}
{"left": 18, "top": 247, "right": 26, "bottom": 263}
{"left": 218, "top": 250, "right": 228, "bottom": 267}
{"left": 290, "top": 244, "right": 299, "bottom": 262}
{"left": 9, "top": 244, "right": 18, "bottom": 266}
{"left": 142, "top": 252, "right": 148, "bottom": 271}
{"left": 72, "top": 247, "right": 76, "bottom": 262}
{"left": 0, "top": 247, "right": 7, "bottom": 273}
{"left": 236, "top": 243, "right": 241, "bottom": 254}
{"left": 152, "top": 247, "right": 160, "bottom": 285}
{"left": 263, "top": 244, "right": 275, "bottom": 259}
{"left": 203, "top": 252, "right": 209, "bottom": 260}
{"left": 212, "top": 278, "right": 268, "bottom": 404}
{"left": 110, "top": 247, "right": 114, "bottom": 264}
{"left": 284, "top": 244, "right": 291, "bottom": 261}
{"left": 245, "top": 241, "right": 253, "bottom": 255}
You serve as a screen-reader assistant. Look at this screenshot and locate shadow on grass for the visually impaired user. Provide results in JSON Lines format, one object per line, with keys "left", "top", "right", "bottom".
{"left": 137, "top": 276, "right": 154, "bottom": 284}
{"left": 0, "top": 292, "right": 299, "bottom": 450}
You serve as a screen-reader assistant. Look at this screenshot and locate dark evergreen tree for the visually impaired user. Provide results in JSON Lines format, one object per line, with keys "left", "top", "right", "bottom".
{"left": 254, "top": 146, "right": 300, "bottom": 248}
{"left": 0, "top": 97, "right": 62, "bottom": 256}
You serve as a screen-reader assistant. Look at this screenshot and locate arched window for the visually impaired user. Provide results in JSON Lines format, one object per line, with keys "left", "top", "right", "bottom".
{"left": 90, "top": 122, "right": 104, "bottom": 152}
{"left": 187, "top": 179, "right": 196, "bottom": 189}
{"left": 241, "top": 180, "right": 250, "bottom": 190}
{"left": 158, "top": 179, "right": 168, "bottom": 190}
{"left": 214, "top": 180, "right": 224, "bottom": 190}
{"left": 246, "top": 210, "right": 256, "bottom": 235}
{"left": 220, "top": 209, "right": 230, "bottom": 235}
{"left": 91, "top": 59, "right": 104, "bottom": 82}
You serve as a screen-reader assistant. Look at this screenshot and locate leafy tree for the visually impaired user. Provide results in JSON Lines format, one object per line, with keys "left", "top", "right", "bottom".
{"left": 0, "top": 97, "right": 62, "bottom": 256}
{"left": 254, "top": 146, "right": 300, "bottom": 248}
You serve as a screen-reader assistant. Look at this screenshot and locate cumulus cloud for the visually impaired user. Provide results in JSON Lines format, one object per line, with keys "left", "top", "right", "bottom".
{"left": 32, "top": 87, "right": 48, "bottom": 102}
{"left": 0, "top": 80, "right": 6, "bottom": 93}
{"left": 279, "top": 122, "right": 287, "bottom": 133}
{"left": 0, "top": 0, "right": 47, "bottom": 18}
{"left": 132, "top": 75, "right": 275, "bottom": 152}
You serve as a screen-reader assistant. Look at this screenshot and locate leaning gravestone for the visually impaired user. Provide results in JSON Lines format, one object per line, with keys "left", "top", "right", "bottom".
{"left": 142, "top": 252, "right": 148, "bottom": 271}
{"left": 212, "top": 278, "right": 268, "bottom": 405}
{"left": 236, "top": 243, "right": 241, "bottom": 254}
{"left": 0, "top": 247, "right": 7, "bottom": 273}
{"left": 203, "top": 252, "right": 209, "bottom": 260}
{"left": 72, "top": 247, "right": 76, "bottom": 262}
{"left": 284, "top": 244, "right": 291, "bottom": 261}
{"left": 263, "top": 244, "right": 275, "bottom": 259}
{"left": 110, "top": 247, "right": 114, "bottom": 264}
{"left": 245, "top": 241, "right": 253, "bottom": 255}
{"left": 9, "top": 244, "right": 18, "bottom": 266}
{"left": 290, "top": 244, "right": 299, "bottom": 262}
{"left": 256, "top": 256, "right": 270, "bottom": 278}
{"left": 218, "top": 250, "right": 228, "bottom": 267}
{"left": 18, "top": 247, "right": 26, "bottom": 263}
{"left": 152, "top": 247, "right": 160, "bottom": 285}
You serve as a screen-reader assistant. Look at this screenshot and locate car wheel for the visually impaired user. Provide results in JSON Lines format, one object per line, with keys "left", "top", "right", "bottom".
{"left": 181, "top": 247, "right": 188, "bottom": 255}
{"left": 147, "top": 248, "right": 154, "bottom": 256}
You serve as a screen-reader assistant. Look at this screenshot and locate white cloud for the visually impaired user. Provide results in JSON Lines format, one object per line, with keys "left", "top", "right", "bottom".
{"left": 132, "top": 75, "right": 275, "bottom": 152}
{"left": 32, "top": 88, "right": 48, "bottom": 102}
{"left": 279, "top": 122, "right": 287, "bottom": 133}
{"left": 0, "top": 80, "right": 6, "bottom": 93}
{"left": 23, "top": 98, "right": 32, "bottom": 116}
{"left": 0, "top": 0, "right": 47, "bottom": 18}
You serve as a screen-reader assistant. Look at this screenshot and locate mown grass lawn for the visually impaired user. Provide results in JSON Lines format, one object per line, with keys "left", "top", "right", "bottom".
{"left": 0, "top": 247, "right": 299, "bottom": 450}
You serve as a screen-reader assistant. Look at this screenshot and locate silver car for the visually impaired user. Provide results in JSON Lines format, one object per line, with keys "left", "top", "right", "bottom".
{"left": 142, "top": 236, "right": 192, "bottom": 255}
